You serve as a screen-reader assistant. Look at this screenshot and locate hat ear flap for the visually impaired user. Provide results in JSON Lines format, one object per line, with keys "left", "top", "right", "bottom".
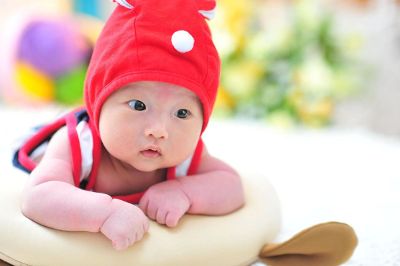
{"left": 113, "top": 0, "right": 134, "bottom": 9}
{"left": 197, "top": 0, "right": 216, "bottom": 20}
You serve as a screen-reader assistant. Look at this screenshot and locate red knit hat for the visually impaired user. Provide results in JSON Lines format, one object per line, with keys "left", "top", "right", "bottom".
{"left": 84, "top": 0, "right": 220, "bottom": 134}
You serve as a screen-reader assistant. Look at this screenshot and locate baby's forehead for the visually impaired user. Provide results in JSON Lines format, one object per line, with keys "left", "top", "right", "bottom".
{"left": 122, "top": 81, "right": 199, "bottom": 100}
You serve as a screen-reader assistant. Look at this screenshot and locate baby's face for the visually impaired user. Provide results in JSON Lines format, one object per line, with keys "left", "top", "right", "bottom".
{"left": 99, "top": 81, "right": 203, "bottom": 172}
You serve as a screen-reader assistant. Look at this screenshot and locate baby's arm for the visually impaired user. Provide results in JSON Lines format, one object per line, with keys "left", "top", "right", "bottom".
{"left": 139, "top": 146, "right": 244, "bottom": 226}
{"left": 21, "top": 127, "right": 148, "bottom": 250}
{"left": 177, "top": 147, "right": 245, "bottom": 215}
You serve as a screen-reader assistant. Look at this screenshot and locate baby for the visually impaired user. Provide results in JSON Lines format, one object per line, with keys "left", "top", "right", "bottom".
{"left": 14, "top": 0, "right": 244, "bottom": 250}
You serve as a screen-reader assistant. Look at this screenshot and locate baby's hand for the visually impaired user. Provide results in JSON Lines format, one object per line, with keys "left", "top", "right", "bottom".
{"left": 139, "top": 180, "right": 191, "bottom": 227}
{"left": 100, "top": 199, "right": 149, "bottom": 250}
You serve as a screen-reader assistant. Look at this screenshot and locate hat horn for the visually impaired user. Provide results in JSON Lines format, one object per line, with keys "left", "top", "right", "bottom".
{"left": 113, "top": 0, "right": 134, "bottom": 9}
{"left": 197, "top": 0, "right": 216, "bottom": 20}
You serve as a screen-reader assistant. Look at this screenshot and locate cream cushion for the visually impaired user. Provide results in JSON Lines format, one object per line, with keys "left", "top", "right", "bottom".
{"left": 0, "top": 157, "right": 280, "bottom": 266}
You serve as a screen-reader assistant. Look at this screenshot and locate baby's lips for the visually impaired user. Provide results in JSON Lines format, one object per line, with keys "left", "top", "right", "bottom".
{"left": 140, "top": 149, "right": 161, "bottom": 158}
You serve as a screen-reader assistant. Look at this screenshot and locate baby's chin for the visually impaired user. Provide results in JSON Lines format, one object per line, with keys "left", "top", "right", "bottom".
{"left": 128, "top": 161, "right": 169, "bottom": 173}
{"left": 129, "top": 160, "right": 183, "bottom": 174}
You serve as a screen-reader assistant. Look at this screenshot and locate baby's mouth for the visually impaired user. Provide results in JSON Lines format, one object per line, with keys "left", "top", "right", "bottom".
{"left": 140, "top": 147, "right": 161, "bottom": 158}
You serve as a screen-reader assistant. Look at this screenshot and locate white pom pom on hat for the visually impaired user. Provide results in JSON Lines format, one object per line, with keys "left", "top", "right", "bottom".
{"left": 171, "top": 30, "right": 194, "bottom": 53}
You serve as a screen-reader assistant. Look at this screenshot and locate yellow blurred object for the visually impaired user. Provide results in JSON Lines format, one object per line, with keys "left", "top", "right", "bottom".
{"left": 214, "top": 0, "right": 254, "bottom": 51}
{"left": 75, "top": 16, "right": 104, "bottom": 45}
{"left": 266, "top": 111, "right": 296, "bottom": 129}
{"left": 298, "top": 98, "right": 334, "bottom": 127}
{"left": 15, "top": 62, "right": 54, "bottom": 102}
{"left": 294, "top": 57, "right": 334, "bottom": 97}
{"left": 288, "top": 89, "right": 333, "bottom": 127}
{"left": 223, "top": 61, "right": 264, "bottom": 98}
{"left": 215, "top": 86, "right": 236, "bottom": 112}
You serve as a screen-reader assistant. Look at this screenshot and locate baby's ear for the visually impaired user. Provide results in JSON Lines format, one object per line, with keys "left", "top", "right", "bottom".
{"left": 112, "top": 0, "right": 135, "bottom": 10}
{"left": 196, "top": 0, "right": 216, "bottom": 20}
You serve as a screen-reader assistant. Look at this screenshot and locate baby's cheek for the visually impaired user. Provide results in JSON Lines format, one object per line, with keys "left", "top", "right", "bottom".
{"left": 168, "top": 139, "right": 196, "bottom": 163}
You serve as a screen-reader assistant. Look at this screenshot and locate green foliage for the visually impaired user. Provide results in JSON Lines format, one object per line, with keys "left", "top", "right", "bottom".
{"left": 214, "top": 1, "right": 365, "bottom": 127}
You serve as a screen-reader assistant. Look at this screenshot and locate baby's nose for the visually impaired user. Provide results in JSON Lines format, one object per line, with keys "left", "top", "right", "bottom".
{"left": 144, "top": 121, "right": 169, "bottom": 140}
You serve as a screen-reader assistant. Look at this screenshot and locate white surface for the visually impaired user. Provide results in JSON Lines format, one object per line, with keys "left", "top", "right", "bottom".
{"left": 204, "top": 119, "right": 400, "bottom": 266}
{"left": 1, "top": 107, "right": 400, "bottom": 265}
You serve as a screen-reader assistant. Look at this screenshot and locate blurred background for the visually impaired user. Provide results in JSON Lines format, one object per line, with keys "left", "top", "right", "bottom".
{"left": 0, "top": 0, "right": 400, "bottom": 137}
{"left": 1, "top": 2, "right": 400, "bottom": 265}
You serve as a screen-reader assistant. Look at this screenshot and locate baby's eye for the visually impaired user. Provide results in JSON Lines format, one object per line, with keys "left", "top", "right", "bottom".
{"left": 128, "top": 100, "right": 146, "bottom": 111}
{"left": 176, "top": 109, "right": 191, "bottom": 119}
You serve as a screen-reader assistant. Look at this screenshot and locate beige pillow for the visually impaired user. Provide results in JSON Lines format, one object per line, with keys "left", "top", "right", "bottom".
{"left": 0, "top": 165, "right": 281, "bottom": 266}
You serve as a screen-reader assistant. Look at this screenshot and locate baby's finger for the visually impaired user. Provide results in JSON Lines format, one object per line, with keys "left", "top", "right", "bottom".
{"left": 146, "top": 201, "right": 158, "bottom": 220}
{"left": 138, "top": 196, "right": 149, "bottom": 214}
{"left": 113, "top": 238, "right": 129, "bottom": 251}
{"left": 165, "top": 211, "right": 180, "bottom": 228}
{"left": 132, "top": 229, "right": 142, "bottom": 244}
{"left": 139, "top": 217, "right": 150, "bottom": 233}
{"left": 156, "top": 208, "right": 167, "bottom": 225}
{"left": 133, "top": 232, "right": 140, "bottom": 243}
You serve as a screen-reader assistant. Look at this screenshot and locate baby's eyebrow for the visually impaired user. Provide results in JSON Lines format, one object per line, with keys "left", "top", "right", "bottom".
{"left": 188, "top": 94, "right": 200, "bottom": 101}
{"left": 181, "top": 94, "right": 201, "bottom": 105}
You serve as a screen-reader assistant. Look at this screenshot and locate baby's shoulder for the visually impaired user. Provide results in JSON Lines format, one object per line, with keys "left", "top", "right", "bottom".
{"left": 28, "top": 126, "right": 76, "bottom": 186}
{"left": 42, "top": 126, "right": 72, "bottom": 162}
